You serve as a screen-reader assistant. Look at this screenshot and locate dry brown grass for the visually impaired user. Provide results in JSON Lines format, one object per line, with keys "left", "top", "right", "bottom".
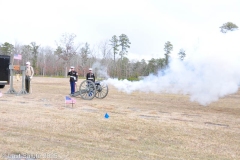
{"left": 0, "top": 77, "right": 240, "bottom": 160}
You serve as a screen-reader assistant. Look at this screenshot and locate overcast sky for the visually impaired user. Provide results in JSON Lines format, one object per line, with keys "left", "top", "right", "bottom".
{"left": 0, "top": 0, "right": 239, "bottom": 61}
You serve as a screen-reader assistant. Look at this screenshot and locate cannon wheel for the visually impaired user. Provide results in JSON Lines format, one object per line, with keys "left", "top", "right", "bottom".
{"left": 79, "top": 80, "right": 96, "bottom": 100}
{"left": 95, "top": 81, "right": 108, "bottom": 99}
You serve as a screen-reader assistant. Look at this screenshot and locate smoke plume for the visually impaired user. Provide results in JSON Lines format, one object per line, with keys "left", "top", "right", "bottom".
{"left": 104, "top": 31, "right": 240, "bottom": 105}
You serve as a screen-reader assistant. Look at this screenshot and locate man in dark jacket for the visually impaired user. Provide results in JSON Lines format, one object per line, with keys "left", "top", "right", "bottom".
{"left": 68, "top": 66, "right": 78, "bottom": 95}
{"left": 86, "top": 68, "right": 95, "bottom": 82}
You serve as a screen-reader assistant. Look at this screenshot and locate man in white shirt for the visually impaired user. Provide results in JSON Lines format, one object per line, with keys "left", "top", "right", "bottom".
{"left": 25, "top": 61, "right": 34, "bottom": 93}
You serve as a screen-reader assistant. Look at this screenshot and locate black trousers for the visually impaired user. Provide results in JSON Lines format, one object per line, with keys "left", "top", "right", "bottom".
{"left": 25, "top": 76, "right": 31, "bottom": 93}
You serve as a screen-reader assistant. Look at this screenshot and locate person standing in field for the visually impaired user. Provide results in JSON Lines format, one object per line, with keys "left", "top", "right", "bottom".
{"left": 68, "top": 66, "right": 78, "bottom": 95}
{"left": 25, "top": 61, "right": 34, "bottom": 93}
{"left": 86, "top": 68, "right": 95, "bottom": 82}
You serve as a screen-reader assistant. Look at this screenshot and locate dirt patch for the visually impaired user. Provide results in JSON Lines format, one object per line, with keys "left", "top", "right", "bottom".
{"left": 0, "top": 77, "right": 240, "bottom": 160}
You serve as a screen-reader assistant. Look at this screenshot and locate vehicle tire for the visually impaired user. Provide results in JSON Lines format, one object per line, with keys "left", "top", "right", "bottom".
{"left": 0, "top": 85, "right": 5, "bottom": 88}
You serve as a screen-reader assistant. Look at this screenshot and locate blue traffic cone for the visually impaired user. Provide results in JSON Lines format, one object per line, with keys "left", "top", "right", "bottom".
{"left": 104, "top": 113, "right": 109, "bottom": 119}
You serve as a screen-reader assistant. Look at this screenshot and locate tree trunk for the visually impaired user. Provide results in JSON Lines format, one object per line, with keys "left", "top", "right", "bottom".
{"left": 65, "top": 66, "right": 68, "bottom": 78}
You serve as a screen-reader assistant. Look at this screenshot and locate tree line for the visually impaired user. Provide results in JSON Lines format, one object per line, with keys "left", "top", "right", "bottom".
{"left": 0, "top": 22, "right": 238, "bottom": 80}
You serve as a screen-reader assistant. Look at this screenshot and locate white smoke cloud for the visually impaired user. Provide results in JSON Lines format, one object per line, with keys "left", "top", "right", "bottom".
{"left": 104, "top": 31, "right": 240, "bottom": 105}
{"left": 92, "top": 61, "right": 110, "bottom": 79}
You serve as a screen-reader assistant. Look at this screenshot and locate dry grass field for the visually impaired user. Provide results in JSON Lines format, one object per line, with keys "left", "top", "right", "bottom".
{"left": 0, "top": 77, "right": 240, "bottom": 160}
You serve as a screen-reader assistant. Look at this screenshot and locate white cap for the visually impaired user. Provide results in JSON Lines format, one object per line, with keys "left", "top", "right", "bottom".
{"left": 70, "top": 66, "right": 75, "bottom": 69}
{"left": 89, "top": 68, "right": 92, "bottom": 71}
{"left": 26, "top": 62, "right": 30, "bottom": 65}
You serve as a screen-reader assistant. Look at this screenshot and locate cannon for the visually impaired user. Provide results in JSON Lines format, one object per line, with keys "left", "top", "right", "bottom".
{"left": 72, "top": 80, "right": 108, "bottom": 100}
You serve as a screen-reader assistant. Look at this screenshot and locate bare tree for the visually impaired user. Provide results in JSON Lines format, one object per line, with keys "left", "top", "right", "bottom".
{"left": 78, "top": 42, "right": 90, "bottom": 77}
{"left": 13, "top": 42, "right": 23, "bottom": 66}
{"left": 99, "top": 40, "right": 112, "bottom": 60}
{"left": 98, "top": 40, "right": 112, "bottom": 74}
{"left": 30, "top": 42, "right": 40, "bottom": 72}
{"left": 54, "top": 33, "right": 80, "bottom": 77}
{"left": 21, "top": 45, "right": 32, "bottom": 65}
